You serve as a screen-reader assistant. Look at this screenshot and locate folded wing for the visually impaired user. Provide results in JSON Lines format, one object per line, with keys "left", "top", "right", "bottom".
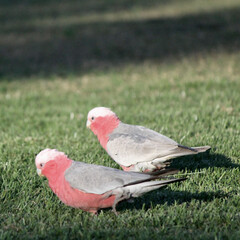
{"left": 64, "top": 161, "right": 156, "bottom": 194}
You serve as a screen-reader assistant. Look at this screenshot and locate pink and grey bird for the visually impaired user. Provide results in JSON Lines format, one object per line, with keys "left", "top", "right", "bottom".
{"left": 86, "top": 107, "right": 211, "bottom": 172}
{"left": 35, "top": 149, "right": 185, "bottom": 215}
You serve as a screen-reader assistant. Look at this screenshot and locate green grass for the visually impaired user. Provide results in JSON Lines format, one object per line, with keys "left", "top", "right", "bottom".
{"left": 0, "top": 0, "right": 240, "bottom": 239}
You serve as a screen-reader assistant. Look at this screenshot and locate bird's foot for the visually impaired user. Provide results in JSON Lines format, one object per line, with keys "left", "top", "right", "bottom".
{"left": 89, "top": 209, "right": 98, "bottom": 216}
{"left": 112, "top": 207, "right": 119, "bottom": 216}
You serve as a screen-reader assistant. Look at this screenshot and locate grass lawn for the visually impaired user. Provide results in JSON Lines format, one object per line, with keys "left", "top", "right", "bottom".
{"left": 0, "top": 0, "right": 240, "bottom": 239}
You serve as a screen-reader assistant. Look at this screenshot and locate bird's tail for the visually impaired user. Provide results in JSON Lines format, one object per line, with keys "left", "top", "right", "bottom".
{"left": 150, "top": 145, "right": 211, "bottom": 168}
{"left": 125, "top": 177, "right": 186, "bottom": 198}
{"left": 190, "top": 146, "right": 211, "bottom": 153}
{"left": 177, "top": 144, "right": 211, "bottom": 153}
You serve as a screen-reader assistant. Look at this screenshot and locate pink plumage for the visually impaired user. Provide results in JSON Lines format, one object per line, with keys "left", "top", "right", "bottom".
{"left": 35, "top": 149, "right": 115, "bottom": 214}
{"left": 35, "top": 149, "right": 185, "bottom": 215}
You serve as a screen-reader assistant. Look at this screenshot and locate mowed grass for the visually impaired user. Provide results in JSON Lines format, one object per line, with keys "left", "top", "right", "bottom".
{"left": 0, "top": 0, "right": 240, "bottom": 239}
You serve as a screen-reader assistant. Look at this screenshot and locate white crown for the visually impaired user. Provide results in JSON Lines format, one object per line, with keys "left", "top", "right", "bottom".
{"left": 87, "top": 107, "right": 116, "bottom": 119}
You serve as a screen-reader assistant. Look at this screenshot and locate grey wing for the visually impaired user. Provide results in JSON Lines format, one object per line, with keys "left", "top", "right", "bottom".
{"left": 64, "top": 161, "right": 151, "bottom": 194}
{"left": 107, "top": 123, "right": 179, "bottom": 166}
{"left": 112, "top": 123, "right": 178, "bottom": 145}
{"left": 107, "top": 135, "right": 179, "bottom": 166}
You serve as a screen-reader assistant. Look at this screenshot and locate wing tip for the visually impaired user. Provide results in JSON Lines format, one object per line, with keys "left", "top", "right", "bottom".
{"left": 193, "top": 145, "right": 211, "bottom": 152}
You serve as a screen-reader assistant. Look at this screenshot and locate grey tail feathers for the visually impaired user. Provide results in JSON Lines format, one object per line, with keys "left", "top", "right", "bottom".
{"left": 178, "top": 144, "right": 211, "bottom": 153}
{"left": 123, "top": 168, "right": 180, "bottom": 187}
{"left": 129, "top": 177, "right": 187, "bottom": 198}
{"left": 191, "top": 146, "right": 211, "bottom": 153}
{"left": 147, "top": 177, "right": 187, "bottom": 186}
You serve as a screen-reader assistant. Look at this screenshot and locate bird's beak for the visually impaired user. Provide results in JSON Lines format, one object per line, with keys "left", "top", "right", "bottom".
{"left": 37, "top": 169, "right": 44, "bottom": 177}
{"left": 86, "top": 120, "right": 91, "bottom": 129}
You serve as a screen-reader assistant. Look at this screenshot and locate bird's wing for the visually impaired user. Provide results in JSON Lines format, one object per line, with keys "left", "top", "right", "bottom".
{"left": 64, "top": 161, "right": 152, "bottom": 194}
{"left": 107, "top": 123, "right": 180, "bottom": 166}
{"left": 107, "top": 135, "right": 180, "bottom": 166}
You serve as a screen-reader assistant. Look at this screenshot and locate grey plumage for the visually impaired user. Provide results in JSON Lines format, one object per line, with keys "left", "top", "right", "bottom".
{"left": 107, "top": 122, "right": 211, "bottom": 171}
{"left": 65, "top": 161, "right": 151, "bottom": 194}
{"left": 64, "top": 161, "right": 181, "bottom": 195}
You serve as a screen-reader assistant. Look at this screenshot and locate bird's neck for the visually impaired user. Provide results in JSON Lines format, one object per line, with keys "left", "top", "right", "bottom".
{"left": 91, "top": 115, "right": 120, "bottom": 149}
{"left": 43, "top": 158, "right": 73, "bottom": 186}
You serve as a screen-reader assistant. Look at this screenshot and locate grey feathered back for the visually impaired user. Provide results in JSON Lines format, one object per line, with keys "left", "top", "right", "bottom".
{"left": 107, "top": 122, "right": 210, "bottom": 167}
{"left": 109, "top": 122, "right": 177, "bottom": 145}
{"left": 64, "top": 161, "right": 154, "bottom": 194}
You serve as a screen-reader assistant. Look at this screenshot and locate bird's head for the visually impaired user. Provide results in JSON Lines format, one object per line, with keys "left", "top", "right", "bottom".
{"left": 86, "top": 107, "right": 119, "bottom": 135}
{"left": 86, "top": 107, "right": 117, "bottom": 128}
{"left": 35, "top": 149, "right": 69, "bottom": 178}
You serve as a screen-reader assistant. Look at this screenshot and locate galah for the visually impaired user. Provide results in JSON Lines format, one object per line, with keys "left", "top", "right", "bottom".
{"left": 86, "top": 107, "right": 211, "bottom": 172}
{"left": 35, "top": 149, "right": 185, "bottom": 215}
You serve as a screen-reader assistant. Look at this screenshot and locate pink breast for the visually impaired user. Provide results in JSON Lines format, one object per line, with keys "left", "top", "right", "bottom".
{"left": 49, "top": 175, "right": 116, "bottom": 212}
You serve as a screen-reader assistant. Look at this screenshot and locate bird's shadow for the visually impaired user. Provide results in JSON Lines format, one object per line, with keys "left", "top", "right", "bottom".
{"left": 116, "top": 188, "right": 231, "bottom": 212}
{"left": 116, "top": 151, "right": 239, "bottom": 212}
{"left": 170, "top": 151, "right": 240, "bottom": 171}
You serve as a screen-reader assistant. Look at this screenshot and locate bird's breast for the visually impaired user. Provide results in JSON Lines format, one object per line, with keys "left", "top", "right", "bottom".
{"left": 49, "top": 175, "right": 116, "bottom": 210}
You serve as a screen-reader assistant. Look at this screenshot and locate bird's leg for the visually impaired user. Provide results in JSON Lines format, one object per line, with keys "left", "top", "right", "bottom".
{"left": 112, "top": 204, "right": 119, "bottom": 216}
{"left": 112, "top": 195, "right": 127, "bottom": 216}
{"left": 112, "top": 197, "right": 120, "bottom": 216}
{"left": 152, "top": 159, "right": 171, "bottom": 170}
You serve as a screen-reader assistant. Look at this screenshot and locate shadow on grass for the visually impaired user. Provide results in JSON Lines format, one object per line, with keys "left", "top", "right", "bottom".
{"left": 170, "top": 152, "right": 240, "bottom": 171}
{"left": 117, "top": 189, "right": 229, "bottom": 212}
{"left": 0, "top": 0, "right": 240, "bottom": 78}
{"left": 118, "top": 151, "right": 239, "bottom": 212}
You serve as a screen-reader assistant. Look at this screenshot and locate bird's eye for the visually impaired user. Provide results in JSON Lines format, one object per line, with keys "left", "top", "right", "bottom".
{"left": 91, "top": 116, "right": 95, "bottom": 120}
{"left": 40, "top": 163, "right": 43, "bottom": 167}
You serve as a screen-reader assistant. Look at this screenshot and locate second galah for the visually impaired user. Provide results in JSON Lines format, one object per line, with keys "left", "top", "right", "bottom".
{"left": 35, "top": 149, "right": 185, "bottom": 215}
{"left": 87, "top": 107, "right": 211, "bottom": 172}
